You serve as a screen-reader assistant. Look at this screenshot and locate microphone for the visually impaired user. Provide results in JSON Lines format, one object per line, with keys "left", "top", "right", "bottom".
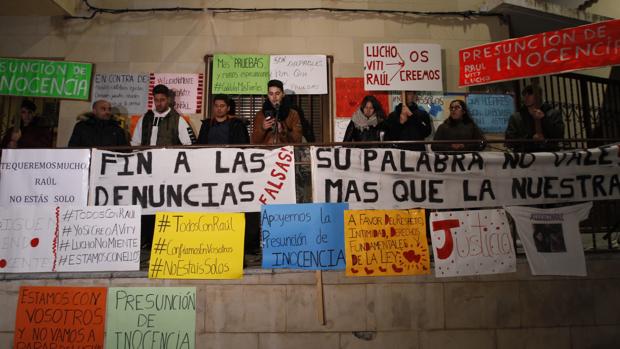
{"left": 272, "top": 103, "right": 280, "bottom": 136}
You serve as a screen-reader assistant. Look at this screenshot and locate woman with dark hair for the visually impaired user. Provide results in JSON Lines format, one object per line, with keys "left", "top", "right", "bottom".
{"left": 343, "top": 95, "right": 386, "bottom": 142}
{"left": 432, "top": 99, "right": 485, "bottom": 152}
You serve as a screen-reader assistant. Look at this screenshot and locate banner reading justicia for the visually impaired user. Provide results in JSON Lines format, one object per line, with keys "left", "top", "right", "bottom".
{"left": 311, "top": 145, "right": 620, "bottom": 209}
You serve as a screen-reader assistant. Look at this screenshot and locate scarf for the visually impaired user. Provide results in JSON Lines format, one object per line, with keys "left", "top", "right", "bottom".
{"left": 351, "top": 108, "right": 378, "bottom": 131}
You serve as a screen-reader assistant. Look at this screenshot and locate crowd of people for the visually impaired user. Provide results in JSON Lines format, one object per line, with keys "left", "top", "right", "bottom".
{"left": 1, "top": 79, "right": 564, "bottom": 153}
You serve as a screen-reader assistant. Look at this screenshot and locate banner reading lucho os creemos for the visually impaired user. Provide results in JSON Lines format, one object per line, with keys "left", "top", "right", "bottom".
{"left": 0, "top": 58, "right": 93, "bottom": 100}
{"left": 459, "top": 19, "right": 620, "bottom": 86}
{"left": 89, "top": 147, "right": 296, "bottom": 214}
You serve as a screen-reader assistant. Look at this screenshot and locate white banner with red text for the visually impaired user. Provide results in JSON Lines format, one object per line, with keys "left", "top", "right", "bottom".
{"left": 311, "top": 145, "right": 620, "bottom": 209}
{"left": 89, "top": 147, "right": 296, "bottom": 214}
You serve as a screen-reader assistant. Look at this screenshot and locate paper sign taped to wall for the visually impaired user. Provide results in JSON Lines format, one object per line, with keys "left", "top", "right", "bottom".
{"left": 212, "top": 54, "right": 270, "bottom": 94}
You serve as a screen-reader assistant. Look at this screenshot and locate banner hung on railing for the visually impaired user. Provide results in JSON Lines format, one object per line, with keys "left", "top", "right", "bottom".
{"left": 89, "top": 147, "right": 296, "bottom": 214}
{"left": 311, "top": 145, "right": 620, "bottom": 209}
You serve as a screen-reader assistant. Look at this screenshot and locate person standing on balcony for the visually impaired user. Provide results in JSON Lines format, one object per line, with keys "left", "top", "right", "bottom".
{"left": 342, "top": 95, "right": 387, "bottom": 143}
{"left": 68, "top": 99, "right": 129, "bottom": 147}
{"left": 432, "top": 99, "right": 485, "bottom": 152}
{"left": 2, "top": 99, "right": 53, "bottom": 149}
{"left": 505, "top": 84, "right": 564, "bottom": 152}
{"left": 384, "top": 91, "right": 432, "bottom": 151}
{"left": 197, "top": 95, "right": 249, "bottom": 145}
{"left": 251, "top": 79, "right": 302, "bottom": 145}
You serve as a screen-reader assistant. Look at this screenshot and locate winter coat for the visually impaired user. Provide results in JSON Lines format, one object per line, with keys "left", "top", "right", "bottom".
{"left": 197, "top": 117, "right": 250, "bottom": 145}
{"left": 67, "top": 113, "right": 129, "bottom": 147}
{"left": 251, "top": 99, "right": 303, "bottom": 145}
{"left": 342, "top": 109, "right": 385, "bottom": 143}
{"left": 505, "top": 102, "right": 564, "bottom": 152}
{"left": 432, "top": 118, "right": 486, "bottom": 152}
{"left": 384, "top": 103, "right": 432, "bottom": 151}
{"left": 1, "top": 117, "right": 53, "bottom": 148}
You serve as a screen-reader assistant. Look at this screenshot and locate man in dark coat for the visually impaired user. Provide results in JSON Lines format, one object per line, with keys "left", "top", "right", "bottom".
{"left": 384, "top": 91, "right": 432, "bottom": 151}
{"left": 197, "top": 95, "right": 249, "bottom": 145}
{"left": 68, "top": 99, "right": 129, "bottom": 147}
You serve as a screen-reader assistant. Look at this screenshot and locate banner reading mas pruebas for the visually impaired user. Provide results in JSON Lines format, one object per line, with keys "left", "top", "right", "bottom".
{"left": 0, "top": 58, "right": 93, "bottom": 100}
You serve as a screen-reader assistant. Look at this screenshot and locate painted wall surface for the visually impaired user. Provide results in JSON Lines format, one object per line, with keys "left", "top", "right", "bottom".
{"left": 0, "top": 0, "right": 508, "bottom": 146}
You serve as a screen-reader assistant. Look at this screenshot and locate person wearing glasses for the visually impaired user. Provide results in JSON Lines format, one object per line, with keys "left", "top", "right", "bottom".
{"left": 505, "top": 84, "right": 564, "bottom": 152}
{"left": 432, "top": 99, "right": 485, "bottom": 152}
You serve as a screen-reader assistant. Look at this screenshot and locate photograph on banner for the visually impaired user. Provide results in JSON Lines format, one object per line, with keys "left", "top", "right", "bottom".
{"left": 430, "top": 209, "right": 516, "bottom": 278}
{"left": 55, "top": 206, "right": 141, "bottom": 272}
{"left": 212, "top": 54, "right": 270, "bottom": 94}
{"left": 344, "top": 209, "right": 430, "bottom": 277}
{"left": 459, "top": 19, "right": 620, "bottom": 86}
{"left": 505, "top": 202, "right": 592, "bottom": 276}
{"left": 106, "top": 287, "right": 195, "bottom": 349}
{"left": 0, "top": 58, "right": 93, "bottom": 100}
{"left": 149, "top": 212, "right": 244, "bottom": 279}
{"left": 92, "top": 73, "right": 150, "bottom": 115}
{"left": 466, "top": 94, "right": 515, "bottom": 134}
{"left": 311, "top": 145, "right": 620, "bottom": 210}
{"left": 149, "top": 73, "right": 204, "bottom": 114}
{"left": 15, "top": 286, "right": 107, "bottom": 349}
{"left": 0, "top": 207, "right": 55, "bottom": 273}
{"left": 364, "top": 43, "right": 443, "bottom": 91}
{"left": 89, "top": 147, "right": 296, "bottom": 214}
{"left": 0, "top": 149, "right": 90, "bottom": 207}
{"left": 334, "top": 77, "right": 390, "bottom": 118}
{"left": 261, "top": 202, "right": 348, "bottom": 270}
{"left": 270, "top": 55, "right": 327, "bottom": 94}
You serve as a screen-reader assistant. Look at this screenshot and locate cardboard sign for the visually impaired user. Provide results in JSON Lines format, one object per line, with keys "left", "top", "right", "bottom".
{"left": 364, "top": 43, "right": 443, "bottom": 91}
{"left": 55, "top": 206, "right": 141, "bottom": 272}
{"left": 149, "top": 73, "right": 204, "bottom": 114}
{"left": 311, "top": 145, "right": 620, "bottom": 209}
{"left": 430, "top": 209, "right": 516, "bottom": 277}
{"left": 466, "top": 94, "right": 514, "bottom": 133}
{"left": 105, "top": 287, "right": 196, "bottom": 349}
{"left": 0, "top": 58, "right": 92, "bottom": 100}
{"left": 15, "top": 286, "right": 107, "bottom": 349}
{"left": 459, "top": 19, "right": 620, "bottom": 86}
{"left": 92, "top": 73, "right": 150, "bottom": 115}
{"left": 149, "top": 212, "right": 244, "bottom": 279}
{"left": 344, "top": 209, "right": 430, "bottom": 277}
{"left": 89, "top": 147, "right": 296, "bottom": 214}
{"left": 0, "top": 149, "right": 90, "bottom": 207}
{"left": 212, "top": 54, "right": 270, "bottom": 94}
{"left": 270, "top": 55, "right": 327, "bottom": 94}
{"left": 261, "top": 203, "right": 348, "bottom": 270}
{"left": 0, "top": 207, "right": 55, "bottom": 273}
{"left": 335, "top": 77, "right": 389, "bottom": 118}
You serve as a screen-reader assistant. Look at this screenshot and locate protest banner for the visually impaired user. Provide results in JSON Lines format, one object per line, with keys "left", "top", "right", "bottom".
{"left": 335, "top": 77, "right": 389, "bottom": 118}
{"left": 0, "top": 58, "right": 92, "bottom": 100}
{"left": 0, "top": 207, "right": 55, "bottom": 273}
{"left": 212, "top": 54, "right": 270, "bottom": 94}
{"left": 150, "top": 73, "right": 204, "bottom": 114}
{"left": 430, "top": 209, "right": 516, "bottom": 277}
{"left": 90, "top": 147, "right": 295, "bottom": 214}
{"left": 55, "top": 206, "right": 141, "bottom": 272}
{"left": 459, "top": 19, "right": 620, "bottom": 86}
{"left": 15, "top": 286, "right": 107, "bottom": 349}
{"left": 0, "top": 149, "right": 90, "bottom": 207}
{"left": 261, "top": 203, "right": 348, "bottom": 270}
{"left": 344, "top": 209, "right": 429, "bottom": 277}
{"left": 106, "top": 287, "right": 196, "bottom": 349}
{"left": 311, "top": 145, "right": 620, "bottom": 209}
{"left": 270, "top": 55, "right": 327, "bottom": 94}
{"left": 466, "top": 94, "right": 514, "bottom": 133}
{"left": 92, "top": 73, "right": 150, "bottom": 115}
{"left": 505, "top": 202, "right": 591, "bottom": 276}
{"left": 364, "top": 43, "right": 443, "bottom": 91}
{"left": 149, "top": 212, "right": 244, "bottom": 279}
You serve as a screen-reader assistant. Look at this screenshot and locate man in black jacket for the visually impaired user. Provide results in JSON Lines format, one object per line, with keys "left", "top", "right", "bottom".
{"left": 197, "top": 95, "right": 249, "bottom": 145}
{"left": 68, "top": 99, "right": 129, "bottom": 147}
{"left": 384, "top": 91, "right": 432, "bottom": 151}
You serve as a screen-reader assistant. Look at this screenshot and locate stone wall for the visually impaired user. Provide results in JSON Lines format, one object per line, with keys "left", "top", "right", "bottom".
{"left": 1, "top": 254, "right": 619, "bottom": 348}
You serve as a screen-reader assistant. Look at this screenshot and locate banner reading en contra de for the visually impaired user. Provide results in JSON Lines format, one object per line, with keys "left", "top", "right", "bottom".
{"left": 89, "top": 147, "right": 296, "bottom": 214}
{"left": 0, "top": 58, "right": 93, "bottom": 100}
{"left": 459, "top": 19, "right": 620, "bottom": 86}
{"left": 311, "top": 145, "right": 620, "bottom": 209}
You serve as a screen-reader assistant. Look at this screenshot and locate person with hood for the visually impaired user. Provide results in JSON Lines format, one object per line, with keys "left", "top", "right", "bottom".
{"left": 131, "top": 84, "right": 196, "bottom": 146}
{"left": 197, "top": 95, "right": 249, "bottom": 145}
{"left": 343, "top": 95, "right": 386, "bottom": 143}
{"left": 384, "top": 91, "right": 432, "bottom": 151}
{"left": 432, "top": 99, "right": 485, "bottom": 152}
{"left": 505, "top": 84, "right": 564, "bottom": 152}
{"left": 2, "top": 99, "right": 53, "bottom": 148}
{"left": 251, "top": 79, "right": 302, "bottom": 145}
{"left": 68, "top": 99, "right": 129, "bottom": 147}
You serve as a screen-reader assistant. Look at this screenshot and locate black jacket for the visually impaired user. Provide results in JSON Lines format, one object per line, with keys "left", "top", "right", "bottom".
{"left": 197, "top": 117, "right": 250, "bottom": 145}
{"left": 68, "top": 113, "right": 129, "bottom": 147}
{"left": 384, "top": 103, "right": 432, "bottom": 151}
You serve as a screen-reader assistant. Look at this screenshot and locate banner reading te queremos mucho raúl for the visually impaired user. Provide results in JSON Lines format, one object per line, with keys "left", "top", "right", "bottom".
{"left": 89, "top": 147, "right": 296, "bottom": 214}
